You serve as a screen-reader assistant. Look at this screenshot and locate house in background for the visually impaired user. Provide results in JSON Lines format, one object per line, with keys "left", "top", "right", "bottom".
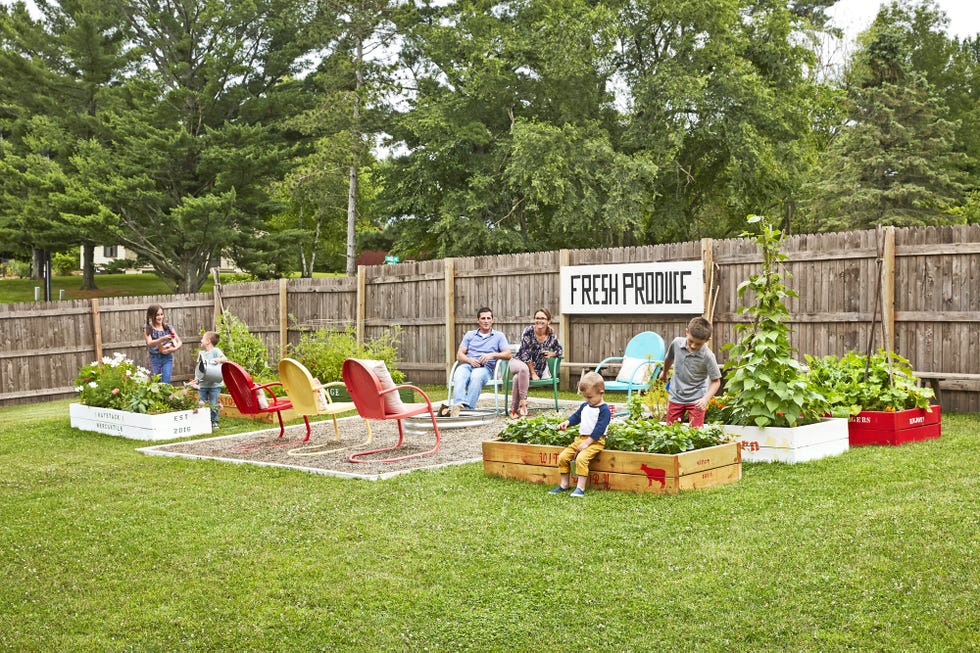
{"left": 83, "top": 245, "right": 240, "bottom": 273}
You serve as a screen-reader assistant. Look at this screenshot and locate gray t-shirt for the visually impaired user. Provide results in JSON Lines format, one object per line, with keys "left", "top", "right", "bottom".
{"left": 664, "top": 336, "right": 721, "bottom": 404}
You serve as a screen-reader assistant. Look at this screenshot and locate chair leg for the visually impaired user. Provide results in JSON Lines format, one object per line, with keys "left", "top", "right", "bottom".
{"left": 275, "top": 410, "right": 286, "bottom": 438}
{"left": 348, "top": 410, "right": 441, "bottom": 463}
{"left": 331, "top": 415, "right": 340, "bottom": 441}
{"left": 301, "top": 415, "right": 312, "bottom": 443}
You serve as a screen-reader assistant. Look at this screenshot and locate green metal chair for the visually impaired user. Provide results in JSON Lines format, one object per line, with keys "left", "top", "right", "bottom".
{"left": 504, "top": 354, "right": 563, "bottom": 412}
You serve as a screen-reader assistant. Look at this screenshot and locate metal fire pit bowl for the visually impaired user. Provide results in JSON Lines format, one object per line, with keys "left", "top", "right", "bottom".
{"left": 403, "top": 408, "right": 498, "bottom": 435}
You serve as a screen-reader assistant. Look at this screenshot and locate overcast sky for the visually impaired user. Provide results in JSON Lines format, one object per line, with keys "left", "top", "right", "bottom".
{"left": 827, "top": 0, "right": 980, "bottom": 40}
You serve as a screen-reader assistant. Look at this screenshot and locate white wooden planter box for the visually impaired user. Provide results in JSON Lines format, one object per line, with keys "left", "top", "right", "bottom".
{"left": 69, "top": 403, "right": 212, "bottom": 441}
{"left": 720, "top": 417, "right": 849, "bottom": 463}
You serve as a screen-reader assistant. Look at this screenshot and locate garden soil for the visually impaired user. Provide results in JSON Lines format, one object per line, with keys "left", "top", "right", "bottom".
{"left": 141, "top": 398, "right": 570, "bottom": 479}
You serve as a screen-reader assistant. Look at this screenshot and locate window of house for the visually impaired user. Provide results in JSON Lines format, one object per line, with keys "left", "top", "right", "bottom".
{"left": 103, "top": 245, "right": 118, "bottom": 258}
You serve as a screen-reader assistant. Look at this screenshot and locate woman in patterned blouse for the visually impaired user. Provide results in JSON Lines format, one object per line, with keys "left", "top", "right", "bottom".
{"left": 507, "top": 307, "right": 563, "bottom": 418}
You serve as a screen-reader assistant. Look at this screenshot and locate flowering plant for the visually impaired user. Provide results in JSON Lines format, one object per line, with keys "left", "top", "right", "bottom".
{"left": 74, "top": 353, "right": 199, "bottom": 414}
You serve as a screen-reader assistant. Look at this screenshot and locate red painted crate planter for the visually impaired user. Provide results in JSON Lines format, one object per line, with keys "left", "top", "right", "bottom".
{"left": 847, "top": 405, "right": 941, "bottom": 446}
{"left": 481, "top": 440, "right": 741, "bottom": 494}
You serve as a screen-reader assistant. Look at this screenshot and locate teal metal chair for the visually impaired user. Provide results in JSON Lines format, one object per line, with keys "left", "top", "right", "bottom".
{"left": 503, "top": 354, "right": 563, "bottom": 412}
{"left": 593, "top": 331, "right": 666, "bottom": 404}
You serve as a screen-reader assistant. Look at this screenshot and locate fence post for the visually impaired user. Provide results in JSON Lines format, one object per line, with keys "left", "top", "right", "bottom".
{"left": 701, "top": 238, "right": 715, "bottom": 322}
{"left": 882, "top": 226, "right": 896, "bottom": 354}
{"left": 444, "top": 258, "right": 456, "bottom": 380}
{"left": 356, "top": 266, "right": 366, "bottom": 347}
{"left": 91, "top": 298, "right": 103, "bottom": 363}
{"left": 558, "top": 249, "right": 570, "bottom": 391}
{"left": 279, "top": 277, "right": 288, "bottom": 357}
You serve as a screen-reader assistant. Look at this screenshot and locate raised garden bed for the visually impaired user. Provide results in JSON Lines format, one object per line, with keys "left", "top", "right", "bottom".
{"left": 70, "top": 403, "right": 211, "bottom": 441}
{"left": 847, "top": 405, "right": 941, "bottom": 446}
{"left": 720, "top": 417, "right": 849, "bottom": 463}
{"left": 481, "top": 440, "right": 741, "bottom": 494}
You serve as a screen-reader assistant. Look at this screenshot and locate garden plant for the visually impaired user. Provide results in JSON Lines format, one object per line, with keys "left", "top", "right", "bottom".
{"left": 805, "top": 350, "right": 936, "bottom": 417}
{"left": 73, "top": 353, "right": 198, "bottom": 414}
{"left": 715, "top": 215, "right": 829, "bottom": 427}
{"left": 287, "top": 324, "right": 405, "bottom": 384}
{"left": 496, "top": 410, "right": 729, "bottom": 455}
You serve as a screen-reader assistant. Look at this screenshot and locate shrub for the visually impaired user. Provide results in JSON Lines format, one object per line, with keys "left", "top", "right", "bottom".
{"left": 288, "top": 324, "right": 405, "bottom": 383}
{"left": 216, "top": 312, "right": 272, "bottom": 378}
{"left": 805, "top": 350, "right": 936, "bottom": 416}
{"left": 74, "top": 353, "right": 198, "bottom": 414}
{"left": 53, "top": 250, "right": 79, "bottom": 276}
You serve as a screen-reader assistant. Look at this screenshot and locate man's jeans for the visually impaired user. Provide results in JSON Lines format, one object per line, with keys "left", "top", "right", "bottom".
{"left": 451, "top": 364, "right": 492, "bottom": 409}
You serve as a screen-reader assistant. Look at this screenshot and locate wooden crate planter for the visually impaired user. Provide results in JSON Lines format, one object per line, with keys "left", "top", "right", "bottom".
{"left": 481, "top": 441, "right": 741, "bottom": 494}
{"left": 69, "top": 403, "right": 211, "bottom": 441}
{"left": 217, "top": 394, "right": 300, "bottom": 423}
{"left": 720, "top": 417, "right": 849, "bottom": 463}
{"left": 847, "top": 405, "right": 941, "bottom": 446}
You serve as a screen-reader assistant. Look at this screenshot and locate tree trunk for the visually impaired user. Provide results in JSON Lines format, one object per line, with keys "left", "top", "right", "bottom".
{"left": 346, "top": 37, "right": 365, "bottom": 278}
{"left": 81, "top": 243, "right": 98, "bottom": 290}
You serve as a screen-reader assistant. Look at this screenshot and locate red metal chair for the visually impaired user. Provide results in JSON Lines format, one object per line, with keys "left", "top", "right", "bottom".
{"left": 221, "top": 361, "right": 307, "bottom": 439}
{"left": 342, "top": 358, "right": 441, "bottom": 463}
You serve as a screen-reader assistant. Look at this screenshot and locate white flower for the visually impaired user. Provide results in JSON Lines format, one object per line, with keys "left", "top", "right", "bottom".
{"left": 88, "top": 381, "right": 98, "bottom": 388}
{"left": 102, "top": 356, "right": 113, "bottom": 365}
{"left": 74, "top": 386, "right": 83, "bottom": 392}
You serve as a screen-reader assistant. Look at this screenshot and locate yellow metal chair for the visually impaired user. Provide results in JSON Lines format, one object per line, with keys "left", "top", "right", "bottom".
{"left": 278, "top": 358, "right": 372, "bottom": 444}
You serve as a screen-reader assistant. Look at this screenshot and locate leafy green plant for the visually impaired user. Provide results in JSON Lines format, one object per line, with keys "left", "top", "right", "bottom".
{"left": 498, "top": 411, "right": 728, "bottom": 454}
{"left": 288, "top": 324, "right": 405, "bottom": 383}
{"left": 720, "top": 215, "right": 829, "bottom": 427}
{"left": 606, "top": 420, "right": 728, "bottom": 454}
{"left": 216, "top": 312, "right": 272, "bottom": 378}
{"left": 497, "top": 412, "right": 569, "bottom": 446}
{"left": 805, "top": 350, "right": 936, "bottom": 416}
{"left": 73, "top": 352, "right": 197, "bottom": 414}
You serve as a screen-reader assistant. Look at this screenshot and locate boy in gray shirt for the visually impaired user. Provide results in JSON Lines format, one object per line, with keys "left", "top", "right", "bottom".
{"left": 658, "top": 317, "right": 721, "bottom": 427}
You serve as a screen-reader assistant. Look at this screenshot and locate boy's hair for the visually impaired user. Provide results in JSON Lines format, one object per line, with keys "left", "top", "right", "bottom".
{"left": 578, "top": 371, "right": 605, "bottom": 395}
{"left": 477, "top": 306, "right": 493, "bottom": 318}
{"left": 687, "top": 316, "right": 713, "bottom": 341}
{"left": 204, "top": 331, "right": 219, "bottom": 345}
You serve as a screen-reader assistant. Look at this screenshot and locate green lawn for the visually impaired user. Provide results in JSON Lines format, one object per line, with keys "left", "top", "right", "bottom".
{"left": 0, "top": 273, "right": 202, "bottom": 303}
{"left": 0, "top": 271, "right": 343, "bottom": 303}
{"left": 1, "top": 402, "right": 977, "bottom": 651}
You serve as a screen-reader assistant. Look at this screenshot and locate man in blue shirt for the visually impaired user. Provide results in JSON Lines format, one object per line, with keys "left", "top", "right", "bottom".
{"left": 450, "top": 307, "right": 511, "bottom": 411}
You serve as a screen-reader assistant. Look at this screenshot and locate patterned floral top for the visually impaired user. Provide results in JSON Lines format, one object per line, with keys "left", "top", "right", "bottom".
{"left": 515, "top": 325, "right": 563, "bottom": 378}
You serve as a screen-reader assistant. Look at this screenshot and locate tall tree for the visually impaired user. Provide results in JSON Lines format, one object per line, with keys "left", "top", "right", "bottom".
{"left": 381, "top": 0, "right": 640, "bottom": 258}
{"left": 0, "top": 0, "right": 129, "bottom": 288}
{"left": 67, "top": 0, "right": 318, "bottom": 292}
{"left": 802, "top": 2, "right": 968, "bottom": 229}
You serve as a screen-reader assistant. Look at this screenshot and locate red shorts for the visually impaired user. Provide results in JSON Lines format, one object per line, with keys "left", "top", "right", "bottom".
{"left": 666, "top": 401, "right": 706, "bottom": 427}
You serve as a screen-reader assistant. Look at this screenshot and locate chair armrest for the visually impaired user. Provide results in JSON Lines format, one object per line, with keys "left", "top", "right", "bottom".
{"left": 593, "top": 356, "right": 624, "bottom": 374}
{"left": 254, "top": 381, "right": 286, "bottom": 405}
{"left": 625, "top": 359, "right": 662, "bottom": 384}
{"left": 318, "top": 380, "right": 349, "bottom": 405}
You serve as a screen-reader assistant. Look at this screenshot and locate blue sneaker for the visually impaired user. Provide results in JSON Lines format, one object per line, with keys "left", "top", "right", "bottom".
{"left": 569, "top": 488, "right": 585, "bottom": 498}
{"left": 548, "top": 485, "right": 569, "bottom": 494}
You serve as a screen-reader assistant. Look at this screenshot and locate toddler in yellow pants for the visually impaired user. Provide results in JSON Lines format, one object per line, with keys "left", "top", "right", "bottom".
{"left": 550, "top": 372, "right": 611, "bottom": 498}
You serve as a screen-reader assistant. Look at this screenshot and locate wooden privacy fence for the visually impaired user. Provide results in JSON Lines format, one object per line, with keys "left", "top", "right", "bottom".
{"left": 1, "top": 224, "right": 977, "bottom": 412}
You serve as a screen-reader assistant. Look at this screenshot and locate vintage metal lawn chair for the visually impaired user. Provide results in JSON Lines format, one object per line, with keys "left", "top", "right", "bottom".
{"left": 503, "top": 354, "right": 563, "bottom": 412}
{"left": 592, "top": 331, "right": 666, "bottom": 405}
{"left": 342, "top": 358, "right": 441, "bottom": 463}
{"left": 447, "top": 342, "right": 516, "bottom": 414}
{"left": 278, "top": 358, "right": 372, "bottom": 445}
{"left": 221, "top": 361, "right": 298, "bottom": 439}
